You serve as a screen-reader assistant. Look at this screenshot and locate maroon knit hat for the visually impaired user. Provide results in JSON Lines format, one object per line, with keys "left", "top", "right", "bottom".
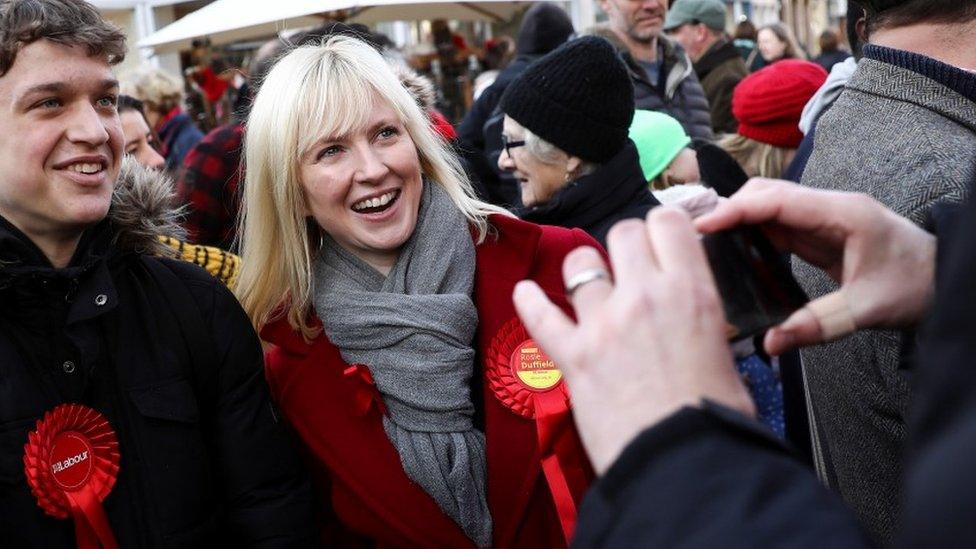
{"left": 733, "top": 59, "right": 828, "bottom": 148}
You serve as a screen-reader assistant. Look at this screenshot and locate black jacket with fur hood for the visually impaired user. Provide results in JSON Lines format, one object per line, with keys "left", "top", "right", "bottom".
{"left": 0, "top": 160, "right": 318, "bottom": 547}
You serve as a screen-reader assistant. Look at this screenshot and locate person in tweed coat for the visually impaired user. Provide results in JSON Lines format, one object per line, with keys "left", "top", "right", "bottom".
{"left": 794, "top": 0, "right": 976, "bottom": 543}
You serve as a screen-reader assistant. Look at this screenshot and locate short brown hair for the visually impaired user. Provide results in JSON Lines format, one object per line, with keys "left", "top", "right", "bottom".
{"left": 861, "top": 0, "right": 976, "bottom": 33}
{"left": 818, "top": 30, "right": 840, "bottom": 53}
{"left": 734, "top": 20, "right": 757, "bottom": 41}
{"left": 0, "top": 0, "right": 126, "bottom": 77}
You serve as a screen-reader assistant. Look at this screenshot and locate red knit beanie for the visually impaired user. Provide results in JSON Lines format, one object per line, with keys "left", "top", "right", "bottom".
{"left": 733, "top": 59, "right": 828, "bottom": 148}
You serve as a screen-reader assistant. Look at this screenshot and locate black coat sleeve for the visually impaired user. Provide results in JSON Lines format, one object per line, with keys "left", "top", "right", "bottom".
{"left": 573, "top": 403, "right": 869, "bottom": 548}
{"left": 186, "top": 273, "right": 320, "bottom": 547}
{"left": 898, "top": 187, "right": 976, "bottom": 548}
{"left": 457, "top": 86, "right": 499, "bottom": 151}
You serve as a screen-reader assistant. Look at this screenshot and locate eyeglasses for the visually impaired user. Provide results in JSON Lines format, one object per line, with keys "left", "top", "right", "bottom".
{"left": 501, "top": 134, "right": 525, "bottom": 159}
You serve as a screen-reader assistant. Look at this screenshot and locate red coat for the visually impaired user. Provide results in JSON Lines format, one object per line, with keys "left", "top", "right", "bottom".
{"left": 262, "top": 214, "right": 599, "bottom": 548}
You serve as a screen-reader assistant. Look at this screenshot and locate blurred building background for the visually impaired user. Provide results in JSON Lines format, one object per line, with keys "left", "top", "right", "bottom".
{"left": 92, "top": 0, "right": 853, "bottom": 68}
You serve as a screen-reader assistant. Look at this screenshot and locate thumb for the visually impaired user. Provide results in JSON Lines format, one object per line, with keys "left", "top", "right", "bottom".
{"left": 764, "top": 290, "right": 856, "bottom": 355}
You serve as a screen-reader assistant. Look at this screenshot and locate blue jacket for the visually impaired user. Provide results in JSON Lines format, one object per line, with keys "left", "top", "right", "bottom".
{"left": 158, "top": 111, "right": 204, "bottom": 172}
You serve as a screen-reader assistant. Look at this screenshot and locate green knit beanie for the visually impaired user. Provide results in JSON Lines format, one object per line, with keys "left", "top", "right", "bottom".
{"left": 628, "top": 110, "right": 692, "bottom": 182}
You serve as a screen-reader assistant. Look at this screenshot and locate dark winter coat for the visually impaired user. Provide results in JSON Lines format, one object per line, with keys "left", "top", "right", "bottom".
{"left": 158, "top": 111, "right": 204, "bottom": 173}
{"left": 519, "top": 141, "right": 660, "bottom": 246}
{"left": 620, "top": 36, "right": 714, "bottom": 141}
{"left": 694, "top": 38, "right": 749, "bottom": 135}
{"left": 814, "top": 50, "right": 851, "bottom": 73}
{"left": 0, "top": 161, "right": 318, "bottom": 547}
{"left": 573, "top": 180, "right": 976, "bottom": 549}
{"left": 795, "top": 44, "right": 976, "bottom": 543}
{"left": 457, "top": 55, "right": 537, "bottom": 155}
{"left": 456, "top": 54, "right": 542, "bottom": 208}
{"left": 455, "top": 5, "right": 573, "bottom": 209}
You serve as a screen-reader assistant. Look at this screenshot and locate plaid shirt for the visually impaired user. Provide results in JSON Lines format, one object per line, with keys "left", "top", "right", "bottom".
{"left": 176, "top": 123, "right": 244, "bottom": 250}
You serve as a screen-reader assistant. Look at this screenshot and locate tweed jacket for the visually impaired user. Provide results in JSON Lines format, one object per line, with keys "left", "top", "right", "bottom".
{"left": 796, "top": 44, "right": 976, "bottom": 543}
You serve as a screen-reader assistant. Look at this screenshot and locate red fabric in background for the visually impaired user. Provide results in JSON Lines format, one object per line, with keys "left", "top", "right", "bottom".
{"left": 428, "top": 109, "right": 457, "bottom": 141}
{"left": 197, "top": 66, "right": 230, "bottom": 103}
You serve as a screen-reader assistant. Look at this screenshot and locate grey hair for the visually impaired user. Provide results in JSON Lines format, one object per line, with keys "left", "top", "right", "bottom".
{"left": 523, "top": 127, "right": 599, "bottom": 175}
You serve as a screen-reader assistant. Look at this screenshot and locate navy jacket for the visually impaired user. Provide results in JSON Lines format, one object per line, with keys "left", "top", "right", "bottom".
{"left": 159, "top": 112, "right": 204, "bottom": 173}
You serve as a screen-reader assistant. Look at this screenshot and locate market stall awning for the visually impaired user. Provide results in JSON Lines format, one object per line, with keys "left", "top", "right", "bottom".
{"left": 139, "top": 0, "right": 536, "bottom": 53}
{"left": 89, "top": 0, "right": 198, "bottom": 9}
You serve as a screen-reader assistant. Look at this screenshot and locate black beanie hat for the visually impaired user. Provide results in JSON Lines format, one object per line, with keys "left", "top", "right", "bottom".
{"left": 516, "top": 3, "right": 575, "bottom": 55}
{"left": 500, "top": 36, "right": 634, "bottom": 163}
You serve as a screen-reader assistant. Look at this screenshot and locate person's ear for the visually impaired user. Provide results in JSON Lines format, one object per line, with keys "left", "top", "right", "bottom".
{"left": 566, "top": 156, "right": 583, "bottom": 181}
{"left": 856, "top": 16, "right": 868, "bottom": 43}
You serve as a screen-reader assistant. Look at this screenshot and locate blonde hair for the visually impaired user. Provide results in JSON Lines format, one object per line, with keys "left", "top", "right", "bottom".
{"left": 717, "top": 134, "right": 791, "bottom": 179}
{"left": 121, "top": 67, "right": 183, "bottom": 114}
{"left": 236, "top": 36, "right": 503, "bottom": 339}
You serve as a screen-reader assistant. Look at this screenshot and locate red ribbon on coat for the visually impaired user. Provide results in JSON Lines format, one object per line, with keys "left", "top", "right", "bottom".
{"left": 534, "top": 390, "right": 578, "bottom": 544}
{"left": 23, "top": 404, "right": 120, "bottom": 549}
{"left": 485, "top": 318, "right": 579, "bottom": 544}
{"left": 344, "top": 364, "right": 388, "bottom": 417}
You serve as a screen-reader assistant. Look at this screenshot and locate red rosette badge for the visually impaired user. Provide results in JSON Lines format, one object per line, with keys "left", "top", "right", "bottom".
{"left": 484, "top": 318, "right": 569, "bottom": 418}
{"left": 485, "top": 318, "right": 578, "bottom": 543}
{"left": 23, "top": 404, "right": 120, "bottom": 549}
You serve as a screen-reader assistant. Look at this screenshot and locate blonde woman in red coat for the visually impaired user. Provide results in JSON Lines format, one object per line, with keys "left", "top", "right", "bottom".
{"left": 236, "top": 36, "right": 600, "bottom": 547}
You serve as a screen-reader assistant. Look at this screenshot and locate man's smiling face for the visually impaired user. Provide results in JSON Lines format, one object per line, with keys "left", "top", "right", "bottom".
{"left": 0, "top": 39, "right": 122, "bottom": 242}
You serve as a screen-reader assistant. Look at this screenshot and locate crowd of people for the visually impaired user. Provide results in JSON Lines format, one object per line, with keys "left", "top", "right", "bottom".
{"left": 1, "top": 0, "right": 975, "bottom": 546}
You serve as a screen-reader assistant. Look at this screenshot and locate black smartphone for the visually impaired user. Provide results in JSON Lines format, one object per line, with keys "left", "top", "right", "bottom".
{"left": 701, "top": 226, "right": 808, "bottom": 341}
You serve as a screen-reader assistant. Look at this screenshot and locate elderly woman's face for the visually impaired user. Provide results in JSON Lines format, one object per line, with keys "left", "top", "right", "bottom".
{"left": 757, "top": 28, "right": 787, "bottom": 61}
{"left": 299, "top": 94, "right": 423, "bottom": 272}
{"left": 498, "top": 116, "right": 569, "bottom": 208}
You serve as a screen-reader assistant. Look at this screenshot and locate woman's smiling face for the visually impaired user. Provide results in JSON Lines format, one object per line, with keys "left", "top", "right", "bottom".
{"left": 299, "top": 92, "right": 423, "bottom": 273}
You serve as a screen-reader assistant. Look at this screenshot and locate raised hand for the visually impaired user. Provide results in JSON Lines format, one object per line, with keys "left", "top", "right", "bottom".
{"left": 514, "top": 210, "right": 754, "bottom": 475}
{"left": 696, "top": 178, "right": 936, "bottom": 355}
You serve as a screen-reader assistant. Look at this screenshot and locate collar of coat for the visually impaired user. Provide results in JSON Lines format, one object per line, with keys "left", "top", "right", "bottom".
{"left": 853, "top": 45, "right": 976, "bottom": 133}
{"left": 614, "top": 31, "right": 695, "bottom": 100}
{"left": 862, "top": 44, "right": 976, "bottom": 105}
{"left": 0, "top": 157, "right": 184, "bottom": 274}
{"left": 263, "top": 211, "right": 541, "bottom": 357}
{"left": 693, "top": 38, "right": 744, "bottom": 81}
{"left": 519, "top": 140, "right": 653, "bottom": 232}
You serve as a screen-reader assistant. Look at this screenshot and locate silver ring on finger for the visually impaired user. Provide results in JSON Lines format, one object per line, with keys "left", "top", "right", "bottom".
{"left": 565, "top": 268, "right": 610, "bottom": 298}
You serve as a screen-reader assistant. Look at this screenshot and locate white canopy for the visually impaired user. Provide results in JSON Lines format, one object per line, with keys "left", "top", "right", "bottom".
{"left": 139, "top": 0, "right": 535, "bottom": 54}
{"left": 89, "top": 0, "right": 198, "bottom": 10}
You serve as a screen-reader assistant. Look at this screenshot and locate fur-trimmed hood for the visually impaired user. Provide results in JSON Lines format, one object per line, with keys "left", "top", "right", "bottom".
{"left": 110, "top": 156, "right": 186, "bottom": 257}
{"left": 390, "top": 62, "right": 437, "bottom": 111}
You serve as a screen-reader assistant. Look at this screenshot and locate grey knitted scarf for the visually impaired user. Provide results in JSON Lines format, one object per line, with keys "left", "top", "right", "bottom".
{"left": 312, "top": 182, "right": 492, "bottom": 547}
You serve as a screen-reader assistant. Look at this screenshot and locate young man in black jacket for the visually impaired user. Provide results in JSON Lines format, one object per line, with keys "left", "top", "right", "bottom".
{"left": 0, "top": 1, "right": 318, "bottom": 546}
